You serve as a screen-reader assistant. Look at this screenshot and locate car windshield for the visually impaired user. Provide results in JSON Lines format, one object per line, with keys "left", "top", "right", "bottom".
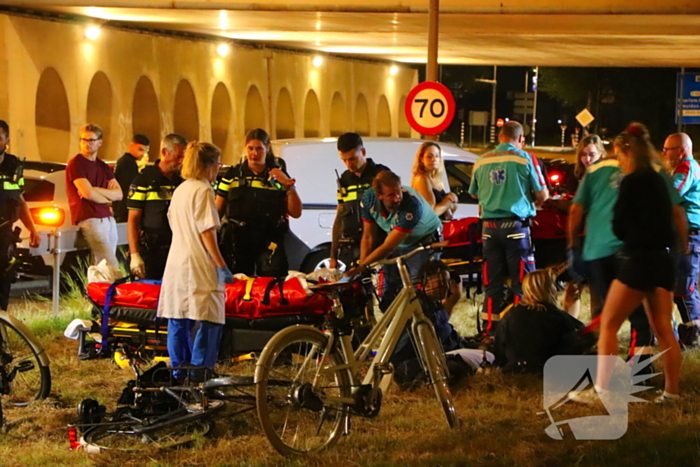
{"left": 23, "top": 178, "right": 55, "bottom": 202}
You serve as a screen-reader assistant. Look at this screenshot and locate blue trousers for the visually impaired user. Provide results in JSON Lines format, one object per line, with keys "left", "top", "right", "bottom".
{"left": 674, "top": 231, "right": 700, "bottom": 325}
{"left": 167, "top": 318, "right": 223, "bottom": 379}
{"left": 481, "top": 218, "right": 535, "bottom": 333}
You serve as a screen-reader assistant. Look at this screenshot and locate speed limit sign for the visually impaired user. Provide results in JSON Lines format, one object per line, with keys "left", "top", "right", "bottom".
{"left": 404, "top": 81, "right": 456, "bottom": 136}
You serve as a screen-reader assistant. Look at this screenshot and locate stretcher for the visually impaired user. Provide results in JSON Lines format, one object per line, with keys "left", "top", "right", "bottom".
{"left": 77, "top": 276, "right": 331, "bottom": 362}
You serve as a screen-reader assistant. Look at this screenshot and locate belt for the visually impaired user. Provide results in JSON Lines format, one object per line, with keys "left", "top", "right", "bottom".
{"left": 484, "top": 216, "right": 527, "bottom": 222}
{"left": 689, "top": 229, "right": 700, "bottom": 235}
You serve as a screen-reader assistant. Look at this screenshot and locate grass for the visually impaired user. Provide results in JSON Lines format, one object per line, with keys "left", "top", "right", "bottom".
{"left": 0, "top": 291, "right": 698, "bottom": 467}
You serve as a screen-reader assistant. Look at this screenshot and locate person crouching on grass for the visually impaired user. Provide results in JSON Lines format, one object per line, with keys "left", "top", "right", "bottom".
{"left": 157, "top": 141, "right": 234, "bottom": 381}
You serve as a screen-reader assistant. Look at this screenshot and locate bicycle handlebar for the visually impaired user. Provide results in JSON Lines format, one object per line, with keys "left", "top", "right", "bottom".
{"left": 369, "top": 240, "right": 449, "bottom": 268}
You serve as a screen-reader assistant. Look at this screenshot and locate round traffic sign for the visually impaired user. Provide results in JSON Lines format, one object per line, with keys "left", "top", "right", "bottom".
{"left": 404, "top": 81, "right": 456, "bottom": 136}
{"left": 496, "top": 118, "right": 504, "bottom": 127}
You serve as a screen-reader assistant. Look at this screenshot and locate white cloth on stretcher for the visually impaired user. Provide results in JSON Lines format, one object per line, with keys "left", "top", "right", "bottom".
{"left": 64, "top": 319, "right": 101, "bottom": 342}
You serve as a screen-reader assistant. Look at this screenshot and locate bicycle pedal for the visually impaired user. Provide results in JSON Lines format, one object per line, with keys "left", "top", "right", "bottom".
{"left": 16, "top": 361, "right": 34, "bottom": 373}
{"left": 375, "top": 363, "right": 394, "bottom": 375}
{"left": 184, "top": 403, "right": 205, "bottom": 413}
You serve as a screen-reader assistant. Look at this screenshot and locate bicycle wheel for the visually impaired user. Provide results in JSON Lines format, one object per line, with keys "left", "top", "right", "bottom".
{"left": 0, "top": 318, "right": 51, "bottom": 406}
{"left": 82, "top": 403, "right": 222, "bottom": 452}
{"left": 414, "top": 322, "right": 459, "bottom": 429}
{"left": 255, "top": 326, "right": 351, "bottom": 456}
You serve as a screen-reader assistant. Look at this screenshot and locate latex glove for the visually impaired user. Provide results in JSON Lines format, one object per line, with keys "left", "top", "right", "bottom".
{"left": 130, "top": 253, "right": 146, "bottom": 279}
{"left": 217, "top": 266, "right": 234, "bottom": 284}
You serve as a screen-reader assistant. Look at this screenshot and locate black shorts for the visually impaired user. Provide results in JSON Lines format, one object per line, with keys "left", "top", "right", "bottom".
{"left": 617, "top": 249, "right": 675, "bottom": 292}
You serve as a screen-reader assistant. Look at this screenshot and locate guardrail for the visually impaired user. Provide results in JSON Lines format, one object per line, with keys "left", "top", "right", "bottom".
{"left": 23, "top": 223, "right": 129, "bottom": 317}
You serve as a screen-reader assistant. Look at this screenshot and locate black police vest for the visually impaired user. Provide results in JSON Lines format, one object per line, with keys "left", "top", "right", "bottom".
{"left": 225, "top": 164, "right": 288, "bottom": 232}
{"left": 138, "top": 166, "right": 182, "bottom": 234}
{"left": 338, "top": 160, "right": 389, "bottom": 241}
{"left": 0, "top": 154, "right": 23, "bottom": 227}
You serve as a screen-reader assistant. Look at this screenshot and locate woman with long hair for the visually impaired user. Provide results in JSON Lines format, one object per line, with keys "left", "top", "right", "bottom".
{"left": 410, "top": 142, "right": 458, "bottom": 220}
{"left": 571, "top": 123, "right": 687, "bottom": 403}
{"left": 494, "top": 269, "right": 585, "bottom": 373}
{"left": 158, "top": 141, "right": 232, "bottom": 380}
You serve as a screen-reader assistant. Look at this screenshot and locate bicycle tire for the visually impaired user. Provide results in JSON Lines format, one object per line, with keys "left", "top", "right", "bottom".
{"left": 414, "top": 322, "right": 459, "bottom": 429}
{"left": 82, "top": 401, "right": 223, "bottom": 452}
{"left": 255, "top": 326, "right": 351, "bottom": 456}
{"left": 0, "top": 318, "right": 51, "bottom": 406}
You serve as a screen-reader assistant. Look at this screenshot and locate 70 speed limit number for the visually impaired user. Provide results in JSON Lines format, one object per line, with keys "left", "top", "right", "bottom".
{"left": 404, "top": 81, "right": 456, "bottom": 136}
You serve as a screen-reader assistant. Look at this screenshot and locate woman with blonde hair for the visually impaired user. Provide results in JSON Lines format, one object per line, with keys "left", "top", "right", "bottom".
{"left": 570, "top": 123, "right": 687, "bottom": 403}
{"left": 411, "top": 142, "right": 458, "bottom": 220}
{"left": 494, "top": 268, "right": 584, "bottom": 373}
{"left": 158, "top": 141, "right": 233, "bottom": 380}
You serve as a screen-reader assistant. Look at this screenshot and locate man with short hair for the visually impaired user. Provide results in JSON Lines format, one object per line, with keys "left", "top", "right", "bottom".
{"left": 0, "top": 120, "right": 40, "bottom": 310}
{"left": 664, "top": 132, "right": 700, "bottom": 348}
{"left": 66, "top": 124, "right": 122, "bottom": 268}
{"left": 330, "top": 132, "right": 389, "bottom": 271}
{"left": 113, "top": 134, "right": 150, "bottom": 222}
{"left": 347, "top": 170, "right": 441, "bottom": 309}
{"left": 127, "top": 133, "right": 187, "bottom": 279}
{"left": 469, "top": 120, "right": 548, "bottom": 333}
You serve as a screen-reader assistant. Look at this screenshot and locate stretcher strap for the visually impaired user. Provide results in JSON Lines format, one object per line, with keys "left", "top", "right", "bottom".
{"left": 98, "top": 276, "right": 130, "bottom": 356}
{"left": 243, "top": 278, "right": 255, "bottom": 301}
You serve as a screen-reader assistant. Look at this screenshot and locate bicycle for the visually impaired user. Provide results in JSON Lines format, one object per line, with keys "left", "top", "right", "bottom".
{"left": 254, "top": 242, "right": 458, "bottom": 456}
{"left": 73, "top": 345, "right": 258, "bottom": 452}
{"left": 0, "top": 309, "right": 52, "bottom": 427}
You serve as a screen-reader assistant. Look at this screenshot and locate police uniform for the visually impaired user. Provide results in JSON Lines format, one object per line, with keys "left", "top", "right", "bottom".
{"left": 216, "top": 162, "right": 291, "bottom": 277}
{"left": 127, "top": 162, "right": 183, "bottom": 280}
{"left": 0, "top": 154, "right": 24, "bottom": 310}
{"left": 468, "top": 142, "right": 546, "bottom": 333}
{"left": 336, "top": 158, "right": 389, "bottom": 268}
{"left": 671, "top": 155, "right": 700, "bottom": 346}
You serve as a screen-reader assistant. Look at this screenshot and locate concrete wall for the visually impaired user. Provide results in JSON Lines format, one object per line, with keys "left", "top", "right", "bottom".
{"left": 0, "top": 13, "right": 418, "bottom": 165}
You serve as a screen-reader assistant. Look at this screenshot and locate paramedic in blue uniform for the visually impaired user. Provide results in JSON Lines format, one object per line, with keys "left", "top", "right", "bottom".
{"left": 468, "top": 121, "right": 548, "bottom": 333}
{"left": 127, "top": 133, "right": 187, "bottom": 280}
{"left": 345, "top": 170, "right": 441, "bottom": 310}
{"left": 664, "top": 132, "right": 700, "bottom": 348}
{"left": 329, "top": 132, "right": 390, "bottom": 271}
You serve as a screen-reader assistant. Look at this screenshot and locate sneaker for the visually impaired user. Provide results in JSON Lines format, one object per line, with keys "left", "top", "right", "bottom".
{"left": 567, "top": 387, "right": 603, "bottom": 405}
{"left": 653, "top": 392, "right": 680, "bottom": 404}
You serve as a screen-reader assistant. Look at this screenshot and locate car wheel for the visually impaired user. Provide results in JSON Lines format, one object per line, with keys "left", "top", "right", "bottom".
{"left": 299, "top": 249, "right": 346, "bottom": 274}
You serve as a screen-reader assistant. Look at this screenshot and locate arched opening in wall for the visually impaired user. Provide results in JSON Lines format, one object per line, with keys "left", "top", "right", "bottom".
{"left": 275, "top": 88, "right": 295, "bottom": 139}
{"left": 173, "top": 79, "right": 199, "bottom": 142}
{"left": 330, "top": 92, "right": 346, "bottom": 137}
{"left": 398, "top": 95, "right": 411, "bottom": 138}
{"left": 377, "top": 95, "right": 392, "bottom": 137}
{"left": 211, "top": 82, "right": 231, "bottom": 157}
{"left": 244, "top": 85, "right": 266, "bottom": 135}
{"left": 86, "top": 71, "right": 113, "bottom": 158}
{"left": 354, "top": 94, "right": 370, "bottom": 136}
{"left": 35, "top": 67, "right": 70, "bottom": 162}
{"left": 304, "top": 90, "right": 320, "bottom": 138}
{"left": 132, "top": 76, "right": 161, "bottom": 159}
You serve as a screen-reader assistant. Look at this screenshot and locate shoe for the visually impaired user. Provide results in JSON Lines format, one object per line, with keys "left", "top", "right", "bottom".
{"left": 567, "top": 387, "right": 603, "bottom": 405}
{"left": 653, "top": 391, "right": 680, "bottom": 404}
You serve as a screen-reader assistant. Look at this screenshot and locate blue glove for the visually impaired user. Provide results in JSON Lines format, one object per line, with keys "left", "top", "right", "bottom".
{"left": 566, "top": 247, "right": 586, "bottom": 283}
{"left": 217, "top": 266, "right": 234, "bottom": 284}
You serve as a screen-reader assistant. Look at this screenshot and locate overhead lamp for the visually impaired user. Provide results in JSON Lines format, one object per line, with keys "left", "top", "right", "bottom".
{"left": 217, "top": 43, "right": 230, "bottom": 57}
{"left": 312, "top": 56, "right": 323, "bottom": 67}
{"left": 389, "top": 65, "right": 398, "bottom": 76}
{"left": 85, "top": 25, "right": 101, "bottom": 40}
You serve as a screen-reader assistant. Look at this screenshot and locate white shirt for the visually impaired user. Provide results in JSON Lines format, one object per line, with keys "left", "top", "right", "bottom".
{"left": 157, "top": 178, "right": 225, "bottom": 324}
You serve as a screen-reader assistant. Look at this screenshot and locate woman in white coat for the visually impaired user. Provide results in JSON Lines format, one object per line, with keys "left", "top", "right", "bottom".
{"left": 157, "top": 141, "right": 233, "bottom": 379}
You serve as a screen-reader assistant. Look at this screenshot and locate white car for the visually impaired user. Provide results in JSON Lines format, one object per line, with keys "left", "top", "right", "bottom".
{"left": 271, "top": 138, "right": 479, "bottom": 272}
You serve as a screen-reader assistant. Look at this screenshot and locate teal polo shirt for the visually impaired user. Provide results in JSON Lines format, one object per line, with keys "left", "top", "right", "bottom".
{"left": 361, "top": 186, "right": 441, "bottom": 248}
{"left": 671, "top": 155, "right": 700, "bottom": 230}
{"left": 468, "top": 143, "right": 546, "bottom": 219}
{"left": 573, "top": 159, "right": 625, "bottom": 261}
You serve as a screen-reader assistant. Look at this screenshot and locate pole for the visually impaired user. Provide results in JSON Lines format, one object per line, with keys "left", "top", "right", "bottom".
{"left": 426, "top": 0, "right": 439, "bottom": 141}
{"left": 678, "top": 66, "right": 685, "bottom": 133}
{"left": 532, "top": 66, "right": 539, "bottom": 148}
{"left": 490, "top": 65, "right": 497, "bottom": 144}
{"left": 523, "top": 71, "right": 529, "bottom": 126}
{"left": 51, "top": 229, "right": 60, "bottom": 318}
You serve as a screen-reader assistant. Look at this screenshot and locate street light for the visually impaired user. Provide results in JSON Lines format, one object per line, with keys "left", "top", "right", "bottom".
{"left": 558, "top": 120, "right": 567, "bottom": 147}
{"left": 475, "top": 65, "right": 497, "bottom": 145}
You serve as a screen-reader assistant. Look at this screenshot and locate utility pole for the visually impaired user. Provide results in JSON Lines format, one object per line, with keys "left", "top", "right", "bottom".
{"left": 425, "top": 0, "right": 439, "bottom": 141}
{"left": 476, "top": 66, "right": 497, "bottom": 145}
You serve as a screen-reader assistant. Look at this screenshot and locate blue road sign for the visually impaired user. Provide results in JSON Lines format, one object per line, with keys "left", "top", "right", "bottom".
{"left": 676, "top": 73, "right": 700, "bottom": 125}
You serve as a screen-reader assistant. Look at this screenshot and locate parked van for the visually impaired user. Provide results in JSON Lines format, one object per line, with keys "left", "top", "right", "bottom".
{"left": 271, "top": 138, "right": 479, "bottom": 272}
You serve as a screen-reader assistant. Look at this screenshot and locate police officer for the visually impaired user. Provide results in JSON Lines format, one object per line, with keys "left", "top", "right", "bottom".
{"left": 127, "top": 133, "right": 186, "bottom": 280}
{"left": 215, "top": 128, "right": 302, "bottom": 277}
{"left": 329, "top": 133, "right": 389, "bottom": 271}
{"left": 113, "top": 134, "right": 149, "bottom": 223}
{"left": 664, "top": 132, "right": 700, "bottom": 348}
{"left": 468, "top": 121, "right": 548, "bottom": 333}
{"left": 0, "top": 120, "right": 40, "bottom": 310}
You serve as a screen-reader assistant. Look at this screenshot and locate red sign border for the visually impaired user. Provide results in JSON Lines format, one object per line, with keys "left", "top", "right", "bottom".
{"left": 404, "top": 81, "right": 456, "bottom": 136}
